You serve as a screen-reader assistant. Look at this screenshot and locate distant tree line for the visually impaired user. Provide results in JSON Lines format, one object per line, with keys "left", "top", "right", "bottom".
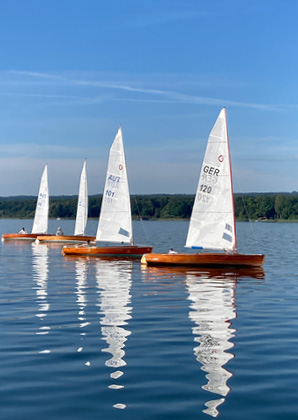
{"left": 1, "top": 193, "right": 298, "bottom": 221}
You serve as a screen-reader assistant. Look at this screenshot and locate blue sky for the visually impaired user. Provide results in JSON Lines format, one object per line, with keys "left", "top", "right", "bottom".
{"left": 0, "top": 0, "right": 298, "bottom": 196}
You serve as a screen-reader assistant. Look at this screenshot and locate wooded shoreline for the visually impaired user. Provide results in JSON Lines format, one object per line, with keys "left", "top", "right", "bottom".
{"left": 1, "top": 193, "right": 298, "bottom": 221}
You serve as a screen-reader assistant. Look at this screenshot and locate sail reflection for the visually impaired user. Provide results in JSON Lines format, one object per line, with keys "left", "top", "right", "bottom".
{"left": 32, "top": 243, "right": 50, "bottom": 353}
{"left": 141, "top": 265, "right": 264, "bottom": 417}
{"left": 186, "top": 272, "right": 237, "bottom": 417}
{"left": 75, "top": 259, "right": 90, "bottom": 336}
{"left": 95, "top": 260, "right": 133, "bottom": 408}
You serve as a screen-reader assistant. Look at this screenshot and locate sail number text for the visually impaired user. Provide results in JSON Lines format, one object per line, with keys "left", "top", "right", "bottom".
{"left": 105, "top": 174, "right": 121, "bottom": 204}
{"left": 37, "top": 192, "right": 47, "bottom": 206}
{"left": 196, "top": 193, "right": 213, "bottom": 204}
{"left": 203, "top": 165, "right": 220, "bottom": 176}
{"left": 196, "top": 165, "right": 221, "bottom": 204}
{"left": 201, "top": 165, "right": 220, "bottom": 184}
{"left": 106, "top": 190, "right": 115, "bottom": 197}
{"left": 200, "top": 184, "right": 212, "bottom": 194}
{"left": 107, "top": 174, "right": 121, "bottom": 189}
{"left": 105, "top": 189, "right": 115, "bottom": 204}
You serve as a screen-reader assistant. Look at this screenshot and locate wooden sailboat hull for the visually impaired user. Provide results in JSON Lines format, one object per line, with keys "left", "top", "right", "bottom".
{"left": 141, "top": 252, "right": 265, "bottom": 268}
{"left": 36, "top": 235, "right": 96, "bottom": 244}
{"left": 2, "top": 233, "right": 51, "bottom": 242}
{"left": 62, "top": 245, "right": 153, "bottom": 258}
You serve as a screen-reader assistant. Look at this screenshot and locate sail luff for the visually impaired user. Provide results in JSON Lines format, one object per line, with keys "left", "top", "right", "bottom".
{"left": 96, "top": 127, "right": 133, "bottom": 244}
{"left": 225, "top": 109, "right": 237, "bottom": 252}
{"left": 31, "top": 164, "right": 49, "bottom": 234}
{"left": 74, "top": 160, "right": 88, "bottom": 236}
{"left": 185, "top": 108, "right": 236, "bottom": 251}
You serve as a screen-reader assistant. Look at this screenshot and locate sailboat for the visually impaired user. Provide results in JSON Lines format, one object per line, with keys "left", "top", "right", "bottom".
{"left": 62, "top": 127, "right": 153, "bottom": 258}
{"left": 2, "top": 164, "right": 50, "bottom": 241}
{"left": 141, "top": 108, "right": 265, "bottom": 268}
{"left": 36, "top": 161, "right": 95, "bottom": 244}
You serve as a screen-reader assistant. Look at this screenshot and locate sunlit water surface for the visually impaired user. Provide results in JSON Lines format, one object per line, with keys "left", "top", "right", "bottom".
{"left": 0, "top": 219, "right": 298, "bottom": 419}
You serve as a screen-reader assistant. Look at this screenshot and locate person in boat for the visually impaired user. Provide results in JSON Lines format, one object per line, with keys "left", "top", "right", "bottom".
{"left": 56, "top": 227, "right": 64, "bottom": 236}
{"left": 168, "top": 248, "right": 177, "bottom": 254}
{"left": 18, "top": 227, "right": 27, "bottom": 234}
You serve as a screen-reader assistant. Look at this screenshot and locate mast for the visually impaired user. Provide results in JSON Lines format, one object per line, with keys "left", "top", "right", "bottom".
{"left": 224, "top": 108, "right": 237, "bottom": 252}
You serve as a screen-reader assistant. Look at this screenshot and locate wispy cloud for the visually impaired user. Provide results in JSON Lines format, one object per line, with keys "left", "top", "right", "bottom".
{"left": 2, "top": 70, "right": 295, "bottom": 111}
{"left": 8, "top": 70, "right": 167, "bottom": 96}
{"left": 0, "top": 92, "right": 81, "bottom": 100}
{"left": 113, "top": 94, "right": 282, "bottom": 111}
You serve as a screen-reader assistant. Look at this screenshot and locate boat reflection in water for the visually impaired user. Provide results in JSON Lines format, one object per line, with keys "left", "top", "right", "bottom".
{"left": 32, "top": 242, "right": 50, "bottom": 354}
{"left": 187, "top": 271, "right": 235, "bottom": 417}
{"left": 186, "top": 267, "right": 264, "bottom": 417}
{"left": 75, "top": 259, "right": 90, "bottom": 358}
{"left": 142, "top": 265, "right": 264, "bottom": 417}
{"left": 95, "top": 259, "right": 133, "bottom": 410}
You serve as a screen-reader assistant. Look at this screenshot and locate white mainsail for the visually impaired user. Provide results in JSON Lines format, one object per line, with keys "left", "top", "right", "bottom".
{"left": 96, "top": 127, "right": 133, "bottom": 244}
{"left": 185, "top": 108, "right": 236, "bottom": 251}
{"left": 74, "top": 160, "right": 88, "bottom": 236}
{"left": 32, "top": 164, "right": 49, "bottom": 234}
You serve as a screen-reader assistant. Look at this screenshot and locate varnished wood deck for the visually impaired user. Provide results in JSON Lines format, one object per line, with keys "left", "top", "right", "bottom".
{"left": 62, "top": 245, "right": 153, "bottom": 258}
{"left": 2, "top": 233, "right": 51, "bottom": 241}
{"left": 37, "top": 235, "right": 96, "bottom": 244}
{"left": 141, "top": 252, "right": 265, "bottom": 268}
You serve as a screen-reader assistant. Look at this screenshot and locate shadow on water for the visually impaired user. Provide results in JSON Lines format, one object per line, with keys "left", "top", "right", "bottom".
{"left": 141, "top": 265, "right": 264, "bottom": 417}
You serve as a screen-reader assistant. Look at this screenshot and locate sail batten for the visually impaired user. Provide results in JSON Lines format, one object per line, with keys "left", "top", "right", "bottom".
{"left": 96, "top": 127, "right": 133, "bottom": 244}
{"left": 185, "top": 108, "right": 236, "bottom": 251}
{"left": 32, "top": 164, "right": 49, "bottom": 234}
{"left": 74, "top": 161, "right": 88, "bottom": 236}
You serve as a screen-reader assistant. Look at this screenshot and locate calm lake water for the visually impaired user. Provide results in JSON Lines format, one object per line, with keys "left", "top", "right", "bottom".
{"left": 1, "top": 219, "right": 298, "bottom": 419}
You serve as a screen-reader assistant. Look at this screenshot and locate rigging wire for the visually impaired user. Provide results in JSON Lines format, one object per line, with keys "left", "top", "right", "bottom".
{"left": 233, "top": 166, "right": 265, "bottom": 253}
{"left": 132, "top": 195, "right": 149, "bottom": 244}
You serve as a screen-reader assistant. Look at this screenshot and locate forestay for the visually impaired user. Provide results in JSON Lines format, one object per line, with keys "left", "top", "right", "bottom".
{"left": 96, "top": 127, "right": 133, "bottom": 244}
{"left": 74, "top": 160, "right": 88, "bottom": 236}
{"left": 32, "top": 164, "right": 49, "bottom": 234}
{"left": 185, "top": 108, "right": 236, "bottom": 251}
